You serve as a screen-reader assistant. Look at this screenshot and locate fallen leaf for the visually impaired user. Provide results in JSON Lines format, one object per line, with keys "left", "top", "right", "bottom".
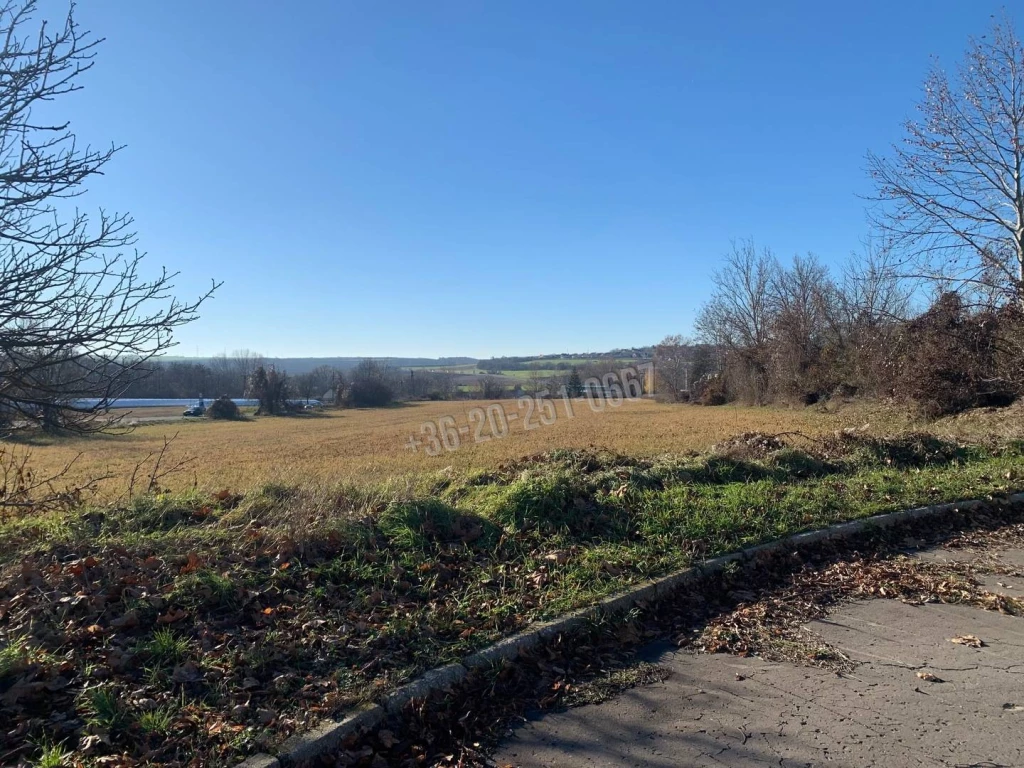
{"left": 110, "top": 610, "right": 139, "bottom": 629}
{"left": 157, "top": 608, "right": 187, "bottom": 624}
{"left": 950, "top": 634, "right": 984, "bottom": 648}
{"left": 916, "top": 671, "right": 943, "bottom": 682}
{"left": 79, "top": 734, "right": 106, "bottom": 754}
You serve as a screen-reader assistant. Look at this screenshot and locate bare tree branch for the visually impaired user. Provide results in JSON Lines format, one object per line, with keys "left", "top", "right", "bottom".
{"left": 867, "top": 14, "right": 1024, "bottom": 307}
{"left": 0, "top": 1, "right": 219, "bottom": 435}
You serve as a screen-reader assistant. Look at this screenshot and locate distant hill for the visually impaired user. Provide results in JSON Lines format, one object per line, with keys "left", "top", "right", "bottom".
{"left": 476, "top": 348, "right": 654, "bottom": 372}
{"left": 159, "top": 356, "right": 478, "bottom": 375}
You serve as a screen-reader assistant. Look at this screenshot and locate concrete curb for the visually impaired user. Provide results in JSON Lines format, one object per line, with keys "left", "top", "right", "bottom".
{"left": 384, "top": 662, "right": 469, "bottom": 715}
{"left": 235, "top": 755, "right": 279, "bottom": 768}
{"left": 240, "top": 492, "right": 1024, "bottom": 767}
{"left": 275, "top": 702, "right": 384, "bottom": 767}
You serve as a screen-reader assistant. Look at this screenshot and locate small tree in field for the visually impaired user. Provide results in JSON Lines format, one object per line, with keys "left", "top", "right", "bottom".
{"left": 248, "top": 366, "right": 289, "bottom": 415}
{"left": 565, "top": 367, "right": 584, "bottom": 398}
{"left": 868, "top": 15, "right": 1024, "bottom": 308}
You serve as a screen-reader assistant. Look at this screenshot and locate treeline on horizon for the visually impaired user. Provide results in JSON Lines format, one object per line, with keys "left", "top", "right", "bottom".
{"left": 119, "top": 354, "right": 634, "bottom": 407}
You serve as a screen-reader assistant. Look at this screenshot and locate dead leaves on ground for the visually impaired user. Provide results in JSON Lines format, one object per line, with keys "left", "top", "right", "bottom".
{"left": 0, "top": 494, "right": 553, "bottom": 766}
{"left": 686, "top": 543, "right": 1023, "bottom": 674}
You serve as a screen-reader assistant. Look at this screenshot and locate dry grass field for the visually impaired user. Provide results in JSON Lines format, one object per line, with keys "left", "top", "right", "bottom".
{"left": 7, "top": 398, "right": 934, "bottom": 498}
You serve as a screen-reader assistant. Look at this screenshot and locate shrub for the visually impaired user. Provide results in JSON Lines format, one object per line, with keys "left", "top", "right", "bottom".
{"left": 897, "top": 293, "right": 1014, "bottom": 417}
{"left": 207, "top": 395, "right": 242, "bottom": 420}
{"left": 696, "top": 374, "right": 729, "bottom": 405}
{"left": 347, "top": 378, "right": 393, "bottom": 407}
{"left": 346, "top": 359, "right": 395, "bottom": 407}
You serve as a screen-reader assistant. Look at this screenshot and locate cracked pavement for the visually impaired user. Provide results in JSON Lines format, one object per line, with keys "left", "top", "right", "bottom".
{"left": 493, "top": 544, "right": 1024, "bottom": 768}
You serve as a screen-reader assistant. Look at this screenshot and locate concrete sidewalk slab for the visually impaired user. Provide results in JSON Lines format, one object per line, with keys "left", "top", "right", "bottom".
{"left": 493, "top": 548, "right": 1024, "bottom": 768}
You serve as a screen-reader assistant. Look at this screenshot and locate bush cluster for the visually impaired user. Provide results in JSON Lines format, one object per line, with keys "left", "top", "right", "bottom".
{"left": 206, "top": 395, "right": 242, "bottom": 420}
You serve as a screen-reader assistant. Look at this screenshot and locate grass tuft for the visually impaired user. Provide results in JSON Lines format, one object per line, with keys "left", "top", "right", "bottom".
{"left": 137, "top": 705, "right": 176, "bottom": 735}
{"left": 80, "top": 686, "right": 127, "bottom": 731}
{"left": 32, "top": 741, "right": 72, "bottom": 768}
{"left": 140, "top": 628, "right": 190, "bottom": 665}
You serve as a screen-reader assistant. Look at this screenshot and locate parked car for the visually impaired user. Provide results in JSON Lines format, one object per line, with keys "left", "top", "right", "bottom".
{"left": 183, "top": 405, "right": 205, "bottom": 417}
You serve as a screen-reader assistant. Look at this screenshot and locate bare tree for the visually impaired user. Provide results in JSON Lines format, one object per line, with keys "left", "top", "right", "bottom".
{"left": 476, "top": 375, "right": 505, "bottom": 400}
{"left": 694, "top": 240, "right": 780, "bottom": 402}
{"left": 525, "top": 366, "right": 547, "bottom": 397}
{"left": 868, "top": 15, "right": 1024, "bottom": 307}
{"left": 653, "top": 334, "right": 691, "bottom": 400}
{"left": 293, "top": 364, "right": 338, "bottom": 403}
{"left": 798, "top": 242, "right": 915, "bottom": 398}
{"left": 209, "top": 349, "right": 264, "bottom": 397}
{"left": 695, "top": 240, "right": 778, "bottom": 350}
{"left": 839, "top": 241, "right": 914, "bottom": 324}
{"left": 768, "top": 254, "right": 833, "bottom": 401}
{"left": 0, "top": 1, "right": 216, "bottom": 433}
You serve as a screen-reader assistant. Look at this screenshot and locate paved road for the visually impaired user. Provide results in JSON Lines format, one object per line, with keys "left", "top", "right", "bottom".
{"left": 494, "top": 545, "right": 1024, "bottom": 768}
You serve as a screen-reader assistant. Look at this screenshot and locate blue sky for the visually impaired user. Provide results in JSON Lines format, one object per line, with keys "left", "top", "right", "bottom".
{"left": 40, "top": 1, "right": 1024, "bottom": 358}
